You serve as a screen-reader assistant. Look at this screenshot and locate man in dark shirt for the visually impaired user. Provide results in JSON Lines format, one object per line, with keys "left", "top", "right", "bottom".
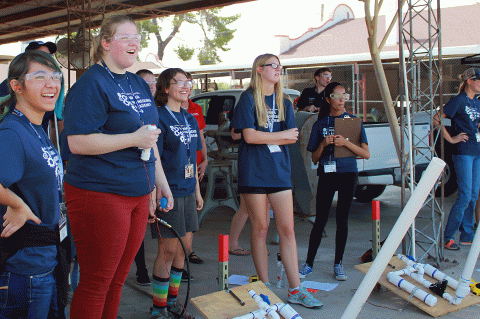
{"left": 297, "top": 67, "right": 332, "bottom": 112}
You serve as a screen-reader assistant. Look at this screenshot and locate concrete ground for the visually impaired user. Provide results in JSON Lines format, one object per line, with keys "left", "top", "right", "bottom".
{"left": 71, "top": 185, "right": 480, "bottom": 318}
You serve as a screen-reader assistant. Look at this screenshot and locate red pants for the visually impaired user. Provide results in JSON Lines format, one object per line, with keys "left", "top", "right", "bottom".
{"left": 65, "top": 183, "right": 149, "bottom": 319}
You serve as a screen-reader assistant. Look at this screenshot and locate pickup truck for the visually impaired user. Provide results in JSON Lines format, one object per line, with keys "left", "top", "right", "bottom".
{"left": 191, "top": 89, "right": 434, "bottom": 203}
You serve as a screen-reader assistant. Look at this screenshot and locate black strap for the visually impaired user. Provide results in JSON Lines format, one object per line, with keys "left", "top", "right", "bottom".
{"left": 0, "top": 223, "right": 69, "bottom": 309}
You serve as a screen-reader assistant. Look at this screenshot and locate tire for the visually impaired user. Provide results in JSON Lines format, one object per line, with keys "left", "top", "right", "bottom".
{"left": 434, "top": 157, "right": 457, "bottom": 197}
{"left": 354, "top": 185, "right": 387, "bottom": 203}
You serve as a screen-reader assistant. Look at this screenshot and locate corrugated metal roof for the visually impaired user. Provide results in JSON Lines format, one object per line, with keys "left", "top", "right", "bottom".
{"left": 0, "top": 0, "right": 253, "bottom": 45}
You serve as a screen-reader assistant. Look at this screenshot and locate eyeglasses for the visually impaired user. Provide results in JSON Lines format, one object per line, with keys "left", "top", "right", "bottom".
{"left": 171, "top": 79, "right": 193, "bottom": 89}
{"left": 145, "top": 81, "right": 156, "bottom": 85}
{"left": 262, "top": 63, "right": 283, "bottom": 70}
{"left": 113, "top": 34, "right": 141, "bottom": 43}
{"left": 320, "top": 73, "right": 332, "bottom": 80}
{"left": 330, "top": 93, "right": 350, "bottom": 101}
{"left": 25, "top": 71, "right": 62, "bottom": 84}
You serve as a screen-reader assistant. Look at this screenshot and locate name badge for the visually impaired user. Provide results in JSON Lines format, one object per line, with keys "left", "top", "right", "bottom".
{"left": 185, "top": 163, "right": 195, "bottom": 179}
{"left": 324, "top": 161, "right": 337, "bottom": 173}
{"left": 267, "top": 145, "right": 281, "bottom": 153}
{"left": 59, "top": 213, "right": 67, "bottom": 242}
{"left": 476, "top": 132, "right": 480, "bottom": 142}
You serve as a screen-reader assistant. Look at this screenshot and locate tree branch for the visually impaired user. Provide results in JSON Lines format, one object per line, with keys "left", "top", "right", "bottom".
{"left": 378, "top": 0, "right": 407, "bottom": 51}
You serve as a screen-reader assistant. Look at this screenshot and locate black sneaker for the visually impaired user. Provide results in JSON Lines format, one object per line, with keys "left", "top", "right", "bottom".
{"left": 181, "top": 269, "right": 193, "bottom": 282}
{"left": 136, "top": 270, "right": 151, "bottom": 286}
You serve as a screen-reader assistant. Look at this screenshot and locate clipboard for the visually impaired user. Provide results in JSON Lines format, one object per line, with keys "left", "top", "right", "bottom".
{"left": 334, "top": 117, "right": 361, "bottom": 158}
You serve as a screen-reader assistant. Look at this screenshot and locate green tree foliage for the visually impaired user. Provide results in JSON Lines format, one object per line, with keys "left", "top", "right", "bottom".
{"left": 136, "top": 8, "right": 240, "bottom": 65}
{"left": 174, "top": 44, "right": 195, "bottom": 61}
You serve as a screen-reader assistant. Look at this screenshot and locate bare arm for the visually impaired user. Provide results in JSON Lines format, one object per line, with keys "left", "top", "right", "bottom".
{"left": 242, "top": 128, "right": 298, "bottom": 145}
{"left": 312, "top": 135, "right": 334, "bottom": 164}
{"left": 0, "top": 183, "right": 41, "bottom": 238}
{"left": 433, "top": 112, "right": 468, "bottom": 144}
{"left": 333, "top": 136, "right": 370, "bottom": 159}
{"left": 68, "top": 125, "right": 161, "bottom": 155}
{"left": 231, "top": 127, "right": 242, "bottom": 141}
{"left": 153, "top": 145, "right": 173, "bottom": 214}
{"left": 195, "top": 164, "right": 203, "bottom": 211}
{"left": 197, "top": 129, "right": 208, "bottom": 179}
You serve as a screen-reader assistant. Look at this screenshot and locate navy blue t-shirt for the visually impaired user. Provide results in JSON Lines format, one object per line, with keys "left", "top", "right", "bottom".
{"left": 307, "top": 113, "right": 368, "bottom": 174}
{"left": 443, "top": 91, "right": 480, "bottom": 155}
{"left": 0, "top": 79, "right": 8, "bottom": 97}
{"left": 157, "top": 106, "right": 202, "bottom": 197}
{"left": 0, "top": 112, "right": 63, "bottom": 275}
{"left": 232, "top": 89, "right": 296, "bottom": 187}
{"left": 64, "top": 64, "right": 158, "bottom": 196}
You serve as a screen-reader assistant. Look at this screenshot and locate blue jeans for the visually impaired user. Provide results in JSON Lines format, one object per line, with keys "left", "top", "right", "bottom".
{"left": 0, "top": 269, "right": 59, "bottom": 319}
{"left": 444, "top": 154, "right": 480, "bottom": 243}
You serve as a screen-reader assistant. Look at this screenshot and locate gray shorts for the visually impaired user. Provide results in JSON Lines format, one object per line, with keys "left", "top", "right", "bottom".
{"left": 150, "top": 193, "right": 199, "bottom": 239}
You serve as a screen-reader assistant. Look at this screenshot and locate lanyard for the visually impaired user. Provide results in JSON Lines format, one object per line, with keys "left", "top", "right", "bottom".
{"left": 100, "top": 60, "right": 144, "bottom": 124}
{"left": 267, "top": 93, "right": 276, "bottom": 132}
{"left": 164, "top": 105, "right": 192, "bottom": 159}
{"left": 12, "top": 109, "right": 63, "bottom": 191}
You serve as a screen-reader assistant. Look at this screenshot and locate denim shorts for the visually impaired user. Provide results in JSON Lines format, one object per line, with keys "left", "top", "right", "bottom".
{"left": 0, "top": 268, "right": 58, "bottom": 319}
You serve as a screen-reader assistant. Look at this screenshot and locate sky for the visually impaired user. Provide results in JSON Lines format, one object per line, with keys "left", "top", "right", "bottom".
{"left": 1, "top": 0, "right": 479, "bottom": 68}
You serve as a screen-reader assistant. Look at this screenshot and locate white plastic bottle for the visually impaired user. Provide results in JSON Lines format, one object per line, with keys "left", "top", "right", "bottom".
{"left": 141, "top": 124, "right": 157, "bottom": 161}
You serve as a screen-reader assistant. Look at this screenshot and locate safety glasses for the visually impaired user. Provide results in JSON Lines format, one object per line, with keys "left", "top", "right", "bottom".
{"left": 330, "top": 93, "right": 350, "bottom": 101}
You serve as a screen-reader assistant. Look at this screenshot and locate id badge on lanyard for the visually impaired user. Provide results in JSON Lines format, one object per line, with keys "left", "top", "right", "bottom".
{"left": 185, "top": 162, "right": 195, "bottom": 179}
{"left": 324, "top": 161, "right": 337, "bottom": 173}
{"left": 267, "top": 93, "right": 282, "bottom": 153}
{"left": 165, "top": 106, "right": 195, "bottom": 179}
{"left": 59, "top": 212, "right": 67, "bottom": 242}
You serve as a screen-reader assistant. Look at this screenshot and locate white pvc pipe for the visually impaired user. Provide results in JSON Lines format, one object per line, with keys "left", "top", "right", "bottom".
{"left": 276, "top": 303, "right": 303, "bottom": 319}
{"left": 388, "top": 273, "right": 437, "bottom": 306}
{"left": 233, "top": 309, "right": 267, "bottom": 319}
{"left": 454, "top": 218, "right": 480, "bottom": 304}
{"left": 397, "top": 254, "right": 425, "bottom": 275}
{"left": 401, "top": 48, "right": 416, "bottom": 259}
{"left": 341, "top": 158, "right": 445, "bottom": 319}
{"left": 248, "top": 290, "right": 281, "bottom": 319}
{"left": 423, "top": 264, "right": 458, "bottom": 290}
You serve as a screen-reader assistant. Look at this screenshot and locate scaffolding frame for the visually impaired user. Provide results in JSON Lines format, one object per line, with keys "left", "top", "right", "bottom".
{"left": 399, "top": 0, "right": 444, "bottom": 266}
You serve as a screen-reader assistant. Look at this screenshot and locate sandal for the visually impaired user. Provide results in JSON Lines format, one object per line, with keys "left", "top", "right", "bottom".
{"left": 229, "top": 248, "right": 251, "bottom": 256}
{"left": 188, "top": 252, "right": 204, "bottom": 264}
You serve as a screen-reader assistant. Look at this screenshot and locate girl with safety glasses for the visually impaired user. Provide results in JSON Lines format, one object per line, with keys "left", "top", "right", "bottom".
{"left": 63, "top": 15, "right": 172, "bottom": 319}
{"left": 150, "top": 68, "right": 203, "bottom": 319}
{"left": 299, "top": 82, "right": 370, "bottom": 281}
{"left": 0, "top": 50, "right": 65, "bottom": 318}
{"left": 232, "top": 53, "right": 323, "bottom": 309}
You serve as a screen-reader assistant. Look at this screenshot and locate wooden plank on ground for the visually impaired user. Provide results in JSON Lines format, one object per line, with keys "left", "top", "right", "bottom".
{"left": 354, "top": 256, "right": 480, "bottom": 317}
{"left": 191, "top": 281, "right": 283, "bottom": 319}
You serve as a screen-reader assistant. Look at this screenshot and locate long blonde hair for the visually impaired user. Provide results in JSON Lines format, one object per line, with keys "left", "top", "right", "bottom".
{"left": 92, "top": 15, "right": 136, "bottom": 63}
{"left": 248, "top": 53, "right": 288, "bottom": 128}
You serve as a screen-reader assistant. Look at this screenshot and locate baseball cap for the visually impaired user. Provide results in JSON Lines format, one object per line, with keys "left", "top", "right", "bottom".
{"left": 461, "top": 68, "right": 480, "bottom": 81}
{"left": 25, "top": 41, "right": 57, "bottom": 54}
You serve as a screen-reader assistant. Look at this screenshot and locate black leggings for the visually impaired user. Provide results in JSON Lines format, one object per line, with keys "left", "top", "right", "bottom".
{"left": 306, "top": 172, "right": 358, "bottom": 266}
